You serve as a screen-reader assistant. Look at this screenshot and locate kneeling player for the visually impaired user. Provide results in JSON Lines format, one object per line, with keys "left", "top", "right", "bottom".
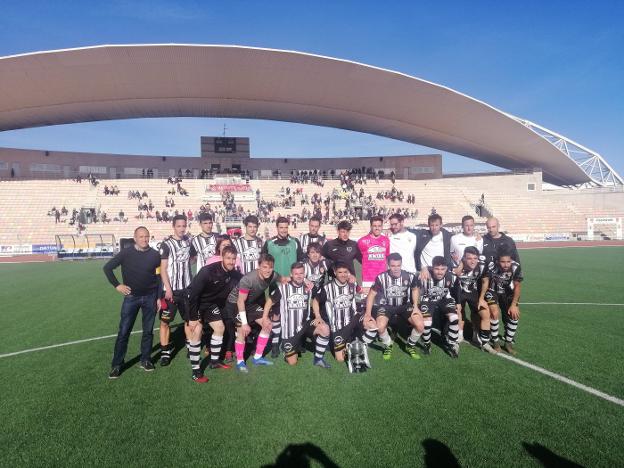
{"left": 364, "top": 253, "right": 422, "bottom": 360}
{"left": 453, "top": 247, "right": 495, "bottom": 353}
{"left": 226, "top": 254, "right": 281, "bottom": 372}
{"left": 480, "top": 247, "right": 523, "bottom": 355}
{"left": 264, "top": 262, "right": 331, "bottom": 368}
{"left": 417, "top": 256, "right": 460, "bottom": 357}
{"left": 313, "top": 262, "right": 378, "bottom": 365}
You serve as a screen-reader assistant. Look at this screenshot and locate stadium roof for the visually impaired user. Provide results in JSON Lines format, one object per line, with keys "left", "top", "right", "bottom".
{"left": 0, "top": 44, "right": 621, "bottom": 187}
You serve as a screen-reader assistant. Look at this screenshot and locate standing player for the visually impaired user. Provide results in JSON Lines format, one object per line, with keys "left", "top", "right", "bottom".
{"left": 364, "top": 253, "right": 422, "bottom": 361}
{"left": 299, "top": 216, "right": 326, "bottom": 254}
{"left": 410, "top": 214, "right": 453, "bottom": 281}
{"left": 226, "top": 254, "right": 282, "bottom": 372}
{"left": 263, "top": 262, "right": 332, "bottom": 368}
{"left": 416, "top": 256, "right": 460, "bottom": 358}
{"left": 158, "top": 215, "right": 197, "bottom": 367}
{"left": 322, "top": 221, "right": 362, "bottom": 277}
{"left": 312, "top": 263, "right": 378, "bottom": 364}
{"left": 191, "top": 212, "right": 219, "bottom": 272}
{"left": 358, "top": 216, "right": 390, "bottom": 292}
{"left": 453, "top": 247, "right": 495, "bottom": 353}
{"left": 481, "top": 217, "right": 520, "bottom": 265}
{"left": 480, "top": 247, "right": 523, "bottom": 355}
{"left": 303, "top": 242, "right": 332, "bottom": 290}
{"left": 232, "top": 215, "right": 264, "bottom": 275}
{"left": 187, "top": 246, "right": 242, "bottom": 375}
{"left": 387, "top": 213, "right": 417, "bottom": 274}
{"left": 450, "top": 215, "right": 483, "bottom": 262}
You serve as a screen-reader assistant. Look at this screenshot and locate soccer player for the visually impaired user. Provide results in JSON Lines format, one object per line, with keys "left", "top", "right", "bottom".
{"left": 481, "top": 217, "right": 520, "bottom": 265}
{"left": 450, "top": 215, "right": 483, "bottom": 262}
{"left": 232, "top": 215, "right": 264, "bottom": 275}
{"left": 264, "top": 262, "right": 331, "bottom": 368}
{"left": 387, "top": 213, "right": 417, "bottom": 274}
{"left": 480, "top": 247, "right": 523, "bottom": 355}
{"left": 103, "top": 226, "right": 161, "bottom": 379}
{"left": 303, "top": 242, "right": 332, "bottom": 290}
{"left": 313, "top": 262, "right": 378, "bottom": 364}
{"left": 410, "top": 214, "right": 453, "bottom": 281}
{"left": 299, "top": 216, "right": 326, "bottom": 254}
{"left": 225, "top": 254, "right": 281, "bottom": 372}
{"left": 453, "top": 247, "right": 495, "bottom": 353}
{"left": 364, "top": 253, "right": 422, "bottom": 360}
{"left": 191, "top": 212, "right": 219, "bottom": 272}
{"left": 358, "top": 216, "right": 390, "bottom": 291}
{"left": 416, "top": 256, "right": 460, "bottom": 357}
{"left": 187, "top": 246, "right": 242, "bottom": 374}
{"left": 322, "top": 221, "right": 362, "bottom": 277}
{"left": 158, "top": 215, "right": 197, "bottom": 368}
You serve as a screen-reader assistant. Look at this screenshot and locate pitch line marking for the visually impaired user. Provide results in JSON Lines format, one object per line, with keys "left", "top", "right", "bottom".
{"left": 497, "top": 353, "right": 624, "bottom": 408}
{"left": 522, "top": 302, "right": 623, "bottom": 306}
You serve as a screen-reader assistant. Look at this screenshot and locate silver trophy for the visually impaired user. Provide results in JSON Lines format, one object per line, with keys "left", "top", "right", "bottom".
{"left": 346, "top": 338, "right": 372, "bottom": 373}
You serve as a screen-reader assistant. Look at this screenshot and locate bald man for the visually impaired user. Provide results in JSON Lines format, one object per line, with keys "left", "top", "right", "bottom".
{"left": 104, "top": 226, "right": 162, "bottom": 379}
{"left": 481, "top": 217, "right": 520, "bottom": 265}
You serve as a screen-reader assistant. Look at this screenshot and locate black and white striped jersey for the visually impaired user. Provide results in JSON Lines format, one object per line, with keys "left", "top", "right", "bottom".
{"left": 300, "top": 233, "right": 326, "bottom": 253}
{"left": 160, "top": 235, "right": 196, "bottom": 291}
{"left": 232, "top": 236, "right": 264, "bottom": 275}
{"left": 416, "top": 270, "right": 455, "bottom": 303}
{"left": 191, "top": 233, "right": 218, "bottom": 271}
{"left": 454, "top": 256, "right": 487, "bottom": 299}
{"left": 270, "top": 282, "right": 312, "bottom": 339}
{"left": 372, "top": 270, "right": 418, "bottom": 306}
{"left": 316, "top": 279, "right": 357, "bottom": 332}
{"left": 303, "top": 259, "right": 332, "bottom": 289}
{"left": 487, "top": 261, "right": 523, "bottom": 295}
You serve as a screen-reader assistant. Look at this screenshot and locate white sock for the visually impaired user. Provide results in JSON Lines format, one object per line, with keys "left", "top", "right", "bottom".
{"left": 379, "top": 330, "right": 392, "bottom": 347}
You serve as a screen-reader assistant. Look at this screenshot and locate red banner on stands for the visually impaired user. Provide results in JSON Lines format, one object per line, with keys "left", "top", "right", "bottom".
{"left": 209, "top": 184, "right": 251, "bottom": 192}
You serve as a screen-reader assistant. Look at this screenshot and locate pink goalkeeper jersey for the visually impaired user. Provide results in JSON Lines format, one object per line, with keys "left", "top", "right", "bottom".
{"left": 358, "top": 233, "right": 391, "bottom": 285}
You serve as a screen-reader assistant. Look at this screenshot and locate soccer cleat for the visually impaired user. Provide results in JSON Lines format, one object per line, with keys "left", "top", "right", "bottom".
{"left": 406, "top": 345, "right": 421, "bottom": 360}
{"left": 447, "top": 343, "right": 459, "bottom": 359}
{"left": 492, "top": 341, "right": 502, "bottom": 353}
{"left": 236, "top": 362, "right": 249, "bottom": 373}
{"left": 208, "top": 361, "right": 231, "bottom": 370}
{"left": 159, "top": 355, "right": 171, "bottom": 367}
{"left": 224, "top": 351, "right": 235, "bottom": 363}
{"left": 192, "top": 370, "right": 209, "bottom": 383}
{"left": 382, "top": 344, "right": 393, "bottom": 361}
{"left": 503, "top": 342, "right": 517, "bottom": 356}
{"left": 313, "top": 358, "right": 331, "bottom": 369}
{"left": 271, "top": 343, "right": 280, "bottom": 359}
{"left": 108, "top": 366, "right": 121, "bottom": 379}
{"left": 251, "top": 357, "right": 274, "bottom": 366}
{"left": 422, "top": 342, "right": 432, "bottom": 355}
{"left": 481, "top": 342, "right": 498, "bottom": 354}
{"left": 140, "top": 361, "right": 155, "bottom": 372}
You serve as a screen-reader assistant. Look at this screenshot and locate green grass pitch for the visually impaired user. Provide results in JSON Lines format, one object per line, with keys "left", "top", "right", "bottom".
{"left": 0, "top": 247, "right": 623, "bottom": 467}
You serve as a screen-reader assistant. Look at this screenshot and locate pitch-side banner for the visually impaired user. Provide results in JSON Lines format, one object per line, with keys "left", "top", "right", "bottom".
{"left": 0, "top": 244, "right": 33, "bottom": 256}
{"left": 32, "top": 244, "right": 58, "bottom": 254}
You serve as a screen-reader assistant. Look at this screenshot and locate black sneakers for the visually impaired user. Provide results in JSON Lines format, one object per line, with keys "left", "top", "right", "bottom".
{"left": 140, "top": 361, "right": 155, "bottom": 372}
{"left": 108, "top": 366, "right": 121, "bottom": 379}
{"left": 160, "top": 355, "right": 171, "bottom": 367}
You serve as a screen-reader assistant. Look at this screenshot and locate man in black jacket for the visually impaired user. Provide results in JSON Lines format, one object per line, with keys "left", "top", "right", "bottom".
{"left": 481, "top": 217, "right": 520, "bottom": 265}
{"left": 322, "top": 220, "right": 362, "bottom": 276}
{"left": 409, "top": 214, "right": 453, "bottom": 280}
{"left": 103, "top": 227, "right": 161, "bottom": 379}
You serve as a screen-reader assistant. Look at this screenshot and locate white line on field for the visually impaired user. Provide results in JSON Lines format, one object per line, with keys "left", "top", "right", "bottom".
{"left": 0, "top": 328, "right": 158, "bottom": 359}
{"left": 496, "top": 353, "right": 624, "bottom": 407}
{"left": 522, "top": 302, "right": 624, "bottom": 306}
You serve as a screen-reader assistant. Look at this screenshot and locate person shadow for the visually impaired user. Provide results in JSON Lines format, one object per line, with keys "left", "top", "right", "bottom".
{"left": 522, "top": 442, "right": 585, "bottom": 467}
{"left": 262, "top": 443, "right": 340, "bottom": 468}
{"left": 422, "top": 439, "right": 461, "bottom": 468}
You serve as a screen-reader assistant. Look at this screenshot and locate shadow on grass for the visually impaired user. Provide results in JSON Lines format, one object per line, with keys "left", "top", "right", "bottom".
{"left": 523, "top": 442, "right": 585, "bottom": 468}
{"left": 262, "top": 443, "right": 340, "bottom": 468}
{"left": 422, "top": 438, "right": 460, "bottom": 468}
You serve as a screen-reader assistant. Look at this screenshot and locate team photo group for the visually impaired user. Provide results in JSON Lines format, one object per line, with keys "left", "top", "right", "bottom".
{"left": 103, "top": 211, "right": 523, "bottom": 382}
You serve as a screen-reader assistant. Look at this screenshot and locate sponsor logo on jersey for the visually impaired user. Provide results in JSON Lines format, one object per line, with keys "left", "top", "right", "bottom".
{"left": 242, "top": 246, "right": 259, "bottom": 261}
{"left": 175, "top": 246, "right": 190, "bottom": 263}
{"left": 287, "top": 293, "right": 308, "bottom": 310}
{"left": 386, "top": 285, "right": 407, "bottom": 297}
{"left": 367, "top": 245, "right": 386, "bottom": 260}
{"left": 332, "top": 295, "right": 353, "bottom": 310}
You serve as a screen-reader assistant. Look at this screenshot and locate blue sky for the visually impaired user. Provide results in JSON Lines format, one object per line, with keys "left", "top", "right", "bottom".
{"left": 0, "top": 0, "right": 622, "bottom": 176}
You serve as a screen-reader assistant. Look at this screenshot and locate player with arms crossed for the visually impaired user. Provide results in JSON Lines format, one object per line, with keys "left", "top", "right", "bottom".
{"left": 312, "top": 262, "right": 378, "bottom": 366}
{"left": 264, "top": 262, "right": 331, "bottom": 368}
{"left": 480, "top": 246, "right": 523, "bottom": 355}
{"left": 364, "top": 253, "right": 422, "bottom": 361}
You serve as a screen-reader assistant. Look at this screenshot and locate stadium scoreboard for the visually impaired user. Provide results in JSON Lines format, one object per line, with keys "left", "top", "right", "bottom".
{"left": 214, "top": 137, "right": 237, "bottom": 153}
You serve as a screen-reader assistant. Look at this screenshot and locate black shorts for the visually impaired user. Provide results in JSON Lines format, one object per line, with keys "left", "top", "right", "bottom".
{"left": 332, "top": 314, "right": 364, "bottom": 351}
{"left": 458, "top": 292, "right": 481, "bottom": 316}
{"left": 372, "top": 304, "right": 414, "bottom": 321}
{"left": 199, "top": 304, "right": 224, "bottom": 324}
{"left": 418, "top": 297, "right": 456, "bottom": 319}
{"left": 281, "top": 320, "right": 315, "bottom": 357}
{"left": 230, "top": 302, "right": 265, "bottom": 327}
{"left": 485, "top": 290, "right": 514, "bottom": 313}
{"left": 159, "top": 289, "right": 189, "bottom": 323}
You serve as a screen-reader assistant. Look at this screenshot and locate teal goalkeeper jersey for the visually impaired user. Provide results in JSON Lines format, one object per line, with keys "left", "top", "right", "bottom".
{"left": 263, "top": 236, "right": 303, "bottom": 277}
